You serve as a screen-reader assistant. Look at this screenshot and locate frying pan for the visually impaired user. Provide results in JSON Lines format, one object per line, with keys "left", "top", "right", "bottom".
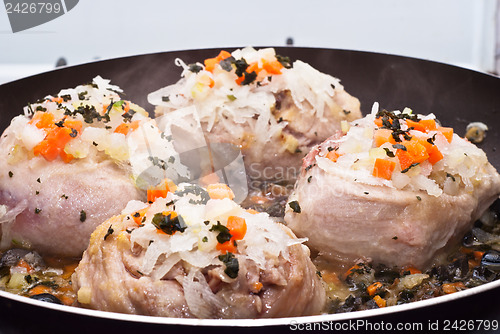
{"left": 0, "top": 47, "right": 499, "bottom": 333}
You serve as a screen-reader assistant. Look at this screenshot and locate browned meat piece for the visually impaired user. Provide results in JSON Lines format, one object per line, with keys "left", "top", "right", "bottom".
{"left": 285, "top": 108, "right": 500, "bottom": 269}
{"left": 0, "top": 77, "right": 186, "bottom": 257}
{"left": 73, "top": 184, "right": 325, "bottom": 318}
{"left": 149, "top": 47, "right": 361, "bottom": 183}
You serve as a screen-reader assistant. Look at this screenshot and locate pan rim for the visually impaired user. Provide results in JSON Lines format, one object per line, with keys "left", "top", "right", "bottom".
{"left": 0, "top": 47, "right": 499, "bottom": 326}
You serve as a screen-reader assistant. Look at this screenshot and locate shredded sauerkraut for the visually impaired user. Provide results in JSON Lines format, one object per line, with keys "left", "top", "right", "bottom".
{"left": 315, "top": 103, "right": 492, "bottom": 197}
{"left": 8, "top": 76, "right": 188, "bottom": 185}
{"left": 123, "top": 182, "right": 307, "bottom": 282}
{"left": 148, "top": 47, "right": 350, "bottom": 146}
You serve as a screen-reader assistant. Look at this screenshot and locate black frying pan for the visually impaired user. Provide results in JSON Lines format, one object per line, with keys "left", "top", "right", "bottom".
{"left": 0, "top": 47, "right": 499, "bottom": 333}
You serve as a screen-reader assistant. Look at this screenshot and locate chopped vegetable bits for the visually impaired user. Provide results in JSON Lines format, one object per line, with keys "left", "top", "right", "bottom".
{"left": 121, "top": 182, "right": 306, "bottom": 280}
{"left": 313, "top": 103, "right": 490, "bottom": 197}
{"left": 6, "top": 76, "right": 188, "bottom": 184}
{"left": 8, "top": 76, "right": 149, "bottom": 164}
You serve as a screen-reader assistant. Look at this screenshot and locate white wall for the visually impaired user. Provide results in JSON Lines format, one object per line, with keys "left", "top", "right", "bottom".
{"left": 0, "top": 0, "right": 497, "bottom": 83}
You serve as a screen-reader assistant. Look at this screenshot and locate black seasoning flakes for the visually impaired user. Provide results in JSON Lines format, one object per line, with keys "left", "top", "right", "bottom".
{"left": 276, "top": 54, "right": 292, "bottom": 69}
{"left": 37, "top": 178, "right": 41, "bottom": 183}
{"left": 188, "top": 63, "right": 203, "bottom": 73}
{"left": 218, "top": 252, "right": 239, "bottom": 279}
{"left": 34, "top": 208, "right": 41, "bottom": 214}
{"left": 152, "top": 212, "right": 187, "bottom": 235}
{"left": 8, "top": 171, "right": 13, "bottom": 178}
{"left": 209, "top": 222, "right": 232, "bottom": 244}
{"left": 54, "top": 119, "right": 65, "bottom": 127}
{"left": 241, "top": 71, "right": 257, "bottom": 85}
{"left": 401, "top": 163, "right": 420, "bottom": 173}
{"left": 383, "top": 148, "right": 396, "bottom": 157}
{"left": 416, "top": 196, "right": 422, "bottom": 201}
{"left": 104, "top": 225, "right": 114, "bottom": 240}
{"left": 392, "top": 144, "right": 407, "bottom": 151}
{"left": 305, "top": 164, "right": 315, "bottom": 172}
{"left": 288, "top": 201, "right": 301, "bottom": 213}
{"left": 80, "top": 210, "right": 87, "bottom": 222}
{"left": 307, "top": 176, "right": 313, "bottom": 183}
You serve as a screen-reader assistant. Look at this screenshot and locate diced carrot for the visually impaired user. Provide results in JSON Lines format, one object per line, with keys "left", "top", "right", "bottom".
{"left": 17, "top": 259, "right": 33, "bottom": 273}
{"left": 343, "top": 264, "right": 362, "bottom": 280}
{"left": 204, "top": 50, "right": 232, "bottom": 72}
{"left": 402, "top": 266, "right": 422, "bottom": 275}
{"left": 59, "top": 294, "right": 75, "bottom": 306}
{"left": 28, "top": 285, "right": 53, "bottom": 296}
{"left": 147, "top": 178, "right": 176, "bottom": 203}
{"left": 48, "top": 97, "right": 64, "bottom": 104}
{"left": 426, "top": 144, "right": 443, "bottom": 165}
{"left": 246, "top": 62, "right": 259, "bottom": 75}
{"left": 61, "top": 263, "right": 78, "bottom": 280}
{"left": 216, "top": 240, "right": 237, "bottom": 254}
{"left": 147, "top": 188, "right": 169, "bottom": 203}
{"left": 204, "top": 58, "right": 218, "bottom": 73}
{"left": 396, "top": 139, "right": 429, "bottom": 170}
{"left": 373, "top": 295, "right": 387, "bottom": 308}
{"left": 251, "top": 281, "right": 263, "bottom": 293}
{"left": 367, "top": 282, "right": 383, "bottom": 296}
{"left": 226, "top": 216, "right": 247, "bottom": 240}
{"left": 207, "top": 183, "right": 235, "bottom": 200}
{"left": 437, "top": 126, "right": 454, "bottom": 143}
{"left": 114, "top": 120, "right": 140, "bottom": 135}
{"left": 442, "top": 282, "right": 465, "bottom": 294}
{"left": 406, "top": 139, "right": 429, "bottom": 163}
{"left": 262, "top": 58, "right": 283, "bottom": 75}
{"left": 132, "top": 208, "right": 148, "bottom": 225}
{"left": 321, "top": 271, "right": 342, "bottom": 285}
{"left": 396, "top": 149, "right": 414, "bottom": 171}
{"left": 31, "top": 116, "right": 82, "bottom": 163}
{"left": 373, "top": 128, "right": 394, "bottom": 147}
{"left": 372, "top": 158, "right": 396, "bottom": 180}
{"left": 33, "top": 140, "right": 57, "bottom": 161}
{"left": 114, "top": 123, "right": 129, "bottom": 135}
{"left": 29, "top": 111, "right": 55, "bottom": 129}
{"left": 235, "top": 75, "right": 245, "bottom": 85}
{"left": 246, "top": 209, "right": 259, "bottom": 215}
{"left": 326, "top": 150, "right": 341, "bottom": 163}
{"left": 122, "top": 101, "right": 130, "bottom": 113}
{"left": 60, "top": 150, "right": 75, "bottom": 163}
{"left": 63, "top": 118, "right": 83, "bottom": 133}
{"left": 406, "top": 119, "right": 437, "bottom": 132}
{"left": 473, "top": 251, "right": 485, "bottom": 261}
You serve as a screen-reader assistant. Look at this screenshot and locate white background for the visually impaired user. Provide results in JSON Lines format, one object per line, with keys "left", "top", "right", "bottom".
{"left": 0, "top": 0, "right": 498, "bottom": 84}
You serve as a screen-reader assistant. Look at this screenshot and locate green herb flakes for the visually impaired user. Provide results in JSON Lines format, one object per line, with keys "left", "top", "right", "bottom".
{"left": 152, "top": 212, "right": 187, "bottom": 235}
{"left": 80, "top": 210, "right": 87, "bottom": 222}
{"left": 218, "top": 252, "right": 239, "bottom": 278}
{"left": 288, "top": 200, "right": 301, "bottom": 213}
